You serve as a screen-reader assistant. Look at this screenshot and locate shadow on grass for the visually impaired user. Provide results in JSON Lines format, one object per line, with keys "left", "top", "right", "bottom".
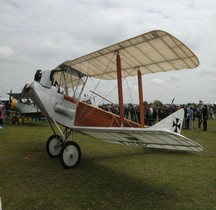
{"left": 0, "top": 130, "right": 195, "bottom": 210}
{"left": 145, "top": 148, "right": 194, "bottom": 155}
{"left": 82, "top": 147, "right": 193, "bottom": 162}
{"left": 60, "top": 152, "right": 178, "bottom": 209}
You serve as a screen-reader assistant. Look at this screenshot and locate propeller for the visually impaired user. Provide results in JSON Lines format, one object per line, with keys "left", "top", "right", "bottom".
{"left": 7, "top": 89, "right": 13, "bottom": 110}
{"left": 10, "top": 98, "right": 18, "bottom": 110}
{"left": 7, "top": 90, "right": 18, "bottom": 110}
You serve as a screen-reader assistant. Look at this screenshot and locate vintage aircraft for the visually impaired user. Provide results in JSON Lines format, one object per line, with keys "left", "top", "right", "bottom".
{"left": 8, "top": 90, "right": 43, "bottom": 124}
{"left": 22, "top": 30, "right": 203, "bottom": 169}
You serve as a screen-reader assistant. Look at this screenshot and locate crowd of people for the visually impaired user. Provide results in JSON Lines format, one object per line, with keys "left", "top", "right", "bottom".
{"left": 1, "top": 97, "right": 214, "bottom": 131}
{"left": 99, "top": 102, "right": 215, "bottom": 131}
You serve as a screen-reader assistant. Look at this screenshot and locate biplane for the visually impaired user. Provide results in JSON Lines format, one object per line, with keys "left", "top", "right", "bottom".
{"left": 7, "top": 90, "right": 42, "bottom": 124}
{"left": 22, "top": 30, "right": 203, "bottom": 169}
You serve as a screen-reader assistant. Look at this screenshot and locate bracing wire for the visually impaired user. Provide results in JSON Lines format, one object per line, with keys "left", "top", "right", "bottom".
{"left": 95, "top": 66, "right": 138, "bottom": 105}
{"left": 89, "top": 52, "right": 116, "bottom": 100}
{"left": 75, "top": 52, "right": 117, "bottom": 122}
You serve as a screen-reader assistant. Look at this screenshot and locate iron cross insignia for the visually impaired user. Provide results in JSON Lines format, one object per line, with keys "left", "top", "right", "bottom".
{"left": 172, "top": 118, "right": 181, "bottom": 133}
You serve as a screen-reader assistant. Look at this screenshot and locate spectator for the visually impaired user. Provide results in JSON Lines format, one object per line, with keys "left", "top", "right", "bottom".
{"left": 209, "top": 106, "right": 214, "bottom": 120}
{"left": 196, "top": 107, "right": 202, "bottom": 128}
{"left": 130, "top": 105, "right": 137, "bottom": 122}
{"left": 185, "top": 106, "right": 190, "bottom": 129}
{"left": 202, "top": 105, "right": 208, "bottom": 131}
{"left": 124, "top": 105, "right": 129, "bottom": 119}
{"left": 189, "top": 107, "right": 194, "bottom": 130}
{"left": 0, "top": 100, "right": 5, "bottom": 128}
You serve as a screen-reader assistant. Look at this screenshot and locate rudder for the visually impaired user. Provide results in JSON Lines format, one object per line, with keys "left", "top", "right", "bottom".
{"left": 149, "top": 108, "right": 184, "bottom": 134}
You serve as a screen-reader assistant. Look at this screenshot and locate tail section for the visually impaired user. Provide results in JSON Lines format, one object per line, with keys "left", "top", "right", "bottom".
{"left": 150, "top": 108, "right": 184, "bottom": 134}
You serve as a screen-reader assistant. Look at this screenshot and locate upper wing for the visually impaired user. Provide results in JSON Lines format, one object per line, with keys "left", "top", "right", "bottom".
{"left": 59, "top": 30, "right": 199, "bottom": 80}
{"left": 72, "top": 126, "right": 203, "bottom": 152}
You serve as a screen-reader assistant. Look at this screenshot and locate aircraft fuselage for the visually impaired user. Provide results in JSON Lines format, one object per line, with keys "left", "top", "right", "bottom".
{"left": 27, "top": 70, "right": 77, "bottom": 128}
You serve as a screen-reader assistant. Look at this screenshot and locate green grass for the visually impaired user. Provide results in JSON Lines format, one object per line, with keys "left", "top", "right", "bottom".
{"left": 0, "top": 120, "right": 216, "bottom": 210}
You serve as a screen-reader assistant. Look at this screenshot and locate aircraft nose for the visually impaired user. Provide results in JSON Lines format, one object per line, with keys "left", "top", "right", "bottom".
{"left": 11, "top": 98, "right": 17, "bottom": 110}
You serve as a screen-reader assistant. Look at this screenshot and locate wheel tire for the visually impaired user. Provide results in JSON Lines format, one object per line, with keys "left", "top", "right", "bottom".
{"left": 11, "top": 116, "right": 17, "bottom": 124}
{"left": 27, "top": 117, "right": 32, "bottom": 122}
{"left": 60, "top": 141, "right": 81, "bottom": 169}
{"left": 18, "top": 117, "right": 24, "bottom": 124}
{"left": 46, "top": 135, "right": 63, "bottom": 158}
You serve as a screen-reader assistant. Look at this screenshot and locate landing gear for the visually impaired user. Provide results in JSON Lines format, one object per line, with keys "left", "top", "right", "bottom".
{"left": 60, "top": 141, "right": 81, "bottom": 169}
{"left": 46, "top": 135, "right": 63, "bottom": 158}
{"left": 47, "top": 120, "right": 81, "bottom": 169}
{"left": 11, "top": 116, "right": 24, "bottom": 124}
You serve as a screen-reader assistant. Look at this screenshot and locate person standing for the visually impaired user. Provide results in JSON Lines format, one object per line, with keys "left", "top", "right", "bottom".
{"left": 202, "top": 105, "right": 208, "bottom": 131}
{"left": 0, "top": 100, "right": 5, "bottom": 128}
{"left": 189, "top": 107, "right": 194, "bottom": 130}
{"left": 209, "top": 106, "right": 214, "bottom": 120}
{"left": 197, "top": 107, "right": 202, "bottom": 128}
{"left": 185, "top": 106, "right": 190, "bottom": 129}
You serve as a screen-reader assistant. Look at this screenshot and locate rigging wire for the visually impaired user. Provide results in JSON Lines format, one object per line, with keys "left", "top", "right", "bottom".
{"left": 89, "top": 52, "right": 116, "bottom": 100}
{"left": 75, "top": 52, "right": 116, "bottom": 123}
{"left": 94, "top": 66, "right": 139, "bottom": 106}
{"left": 75, "top": 53, "right": 142, "bottom": 124}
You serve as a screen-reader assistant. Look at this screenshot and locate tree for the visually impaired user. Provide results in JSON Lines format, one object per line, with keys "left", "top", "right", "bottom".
{"left": 143, "top": 101, "right": 149, "bottom": 107}
{"left": 153, "top": 100, "right": 163, "bottom": 107}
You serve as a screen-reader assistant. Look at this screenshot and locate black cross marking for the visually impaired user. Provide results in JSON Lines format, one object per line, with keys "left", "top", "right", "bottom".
{"left": 172, "top": 118, "right": 181, "bottom": 133}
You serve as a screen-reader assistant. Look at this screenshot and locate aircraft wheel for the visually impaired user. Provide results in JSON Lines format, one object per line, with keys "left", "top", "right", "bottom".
{"left": 60, "top": 141, "right": 81, "bottom": 169}
{"left": 11, "top": 116, "right": 17, "bottom": 124}
{"left": 46, "top": 135, "right": 63, "bottom": 158}
{"left": 27, "top": 117, "right": 32, "bottom": 122}
{"left": 18, "top": 117, "right": 24, "bottom": 124}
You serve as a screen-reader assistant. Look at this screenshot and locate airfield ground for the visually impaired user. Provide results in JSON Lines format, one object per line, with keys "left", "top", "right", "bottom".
{"left": 0, "top": 120, "right": 216, "bottom": 210}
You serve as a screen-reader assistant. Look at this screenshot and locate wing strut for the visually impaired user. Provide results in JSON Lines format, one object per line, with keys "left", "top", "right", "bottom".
{"left": 116, "top": 53, "right": 144, "bottom": 128}
{"left": 116, "top": 51, "right": 124, "bottom": 127}
{"left": 138, "top": 69, "right": 145, "bottom": 128}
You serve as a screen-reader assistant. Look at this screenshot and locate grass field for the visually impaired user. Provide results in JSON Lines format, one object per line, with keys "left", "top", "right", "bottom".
{"left": 0, "top": 120, "right": 216, "bottom": 210}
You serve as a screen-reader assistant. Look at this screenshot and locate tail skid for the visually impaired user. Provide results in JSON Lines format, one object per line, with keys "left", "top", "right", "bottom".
{"left": 149, "top": 108, "right": 184, "bottom": 134}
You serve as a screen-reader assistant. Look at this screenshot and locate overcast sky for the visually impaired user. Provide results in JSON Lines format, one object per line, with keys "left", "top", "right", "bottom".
{"left": 0, "top": 0, "right": 216, "bottom": 104}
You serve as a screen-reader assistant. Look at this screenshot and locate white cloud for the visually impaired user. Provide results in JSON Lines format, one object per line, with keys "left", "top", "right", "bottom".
{"left": 151, "top": 78, "right": 166, "bottom": 85}
{"left": 0, "top": 46, "right": 14, "bottom": 59}
{"left": 0, "top": 0, "right": 216, "bottom": 103}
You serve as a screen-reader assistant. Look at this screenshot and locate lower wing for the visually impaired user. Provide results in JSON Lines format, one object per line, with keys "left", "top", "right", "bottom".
{"left": 72, "top": 126, "right": 203, "bottom": 152}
